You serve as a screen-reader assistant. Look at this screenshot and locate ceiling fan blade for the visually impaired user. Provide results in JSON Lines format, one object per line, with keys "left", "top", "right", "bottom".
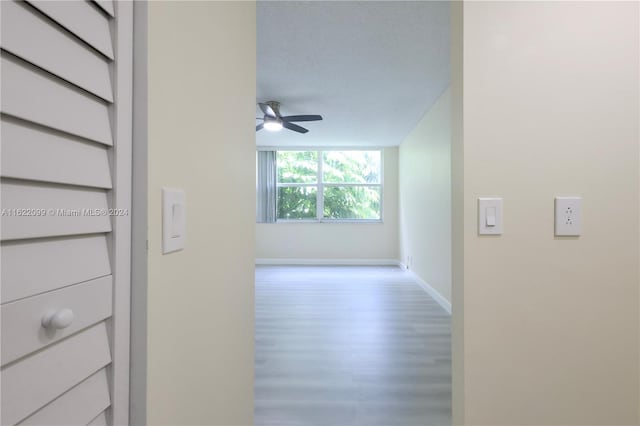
{"left": 256, "top": 123, "right": 264, "bottom": 132}
{"left": 283, "top": 121, "right": 309, "bottom": 134}
{"left": 282, "top": 115, "right": 323, "bottom": 122}
{"left": 258, "top": 103, "right": 276, "bottom": 117}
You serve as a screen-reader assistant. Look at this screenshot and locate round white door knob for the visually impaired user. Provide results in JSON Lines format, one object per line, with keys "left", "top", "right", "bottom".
{"left": 41, "top": 309, "right": 74, "bottom": 330}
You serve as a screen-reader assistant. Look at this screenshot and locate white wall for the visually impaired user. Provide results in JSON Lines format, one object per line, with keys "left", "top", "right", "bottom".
{"left": 147, "top": 2, "right": 255, "bottom": 425}
{"left": 399, "top": 88, "right": 451, "bottom": 302}
{"left": 256, "top": 147, "right": 399, "bottom": 262}
{"left": 453, "top": 2, "right": 639, "bottom": 424}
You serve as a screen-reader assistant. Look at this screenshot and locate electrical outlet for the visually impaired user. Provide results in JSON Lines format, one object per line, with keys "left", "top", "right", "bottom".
{"left": 555, "top": 197, "right": 581, "bottom": 236}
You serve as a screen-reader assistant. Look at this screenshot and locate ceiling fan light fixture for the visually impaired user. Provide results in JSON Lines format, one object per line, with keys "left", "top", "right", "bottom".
{"left": 264, "top": 117, "right": 283, "bottom": 131}
{"left": 256, "top": 101, "right": 322, "bottom": 134}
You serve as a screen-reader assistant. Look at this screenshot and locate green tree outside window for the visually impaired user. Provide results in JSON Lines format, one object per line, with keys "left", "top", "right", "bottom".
{"left": 276, "top": 150, "right": 382, "bottom": 221}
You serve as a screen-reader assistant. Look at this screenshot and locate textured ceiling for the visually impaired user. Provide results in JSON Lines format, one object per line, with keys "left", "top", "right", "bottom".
{"left": 256, "top": 1, "right": 450, "bottom": 147}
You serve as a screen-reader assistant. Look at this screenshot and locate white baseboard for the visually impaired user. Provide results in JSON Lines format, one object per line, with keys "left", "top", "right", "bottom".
{"left": 254, "top": 259, "right": 450, "bottom": 314}
{"left": 405, "top": 270, "right": 452, "bottom": 315}
{"left": 255, "top": 258, "right": 402, "bottom": 267}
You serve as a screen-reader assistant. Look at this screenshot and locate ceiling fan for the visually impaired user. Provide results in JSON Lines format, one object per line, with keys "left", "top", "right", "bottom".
{"left": 256, "top": 101, "right": 323, "bottom": 134}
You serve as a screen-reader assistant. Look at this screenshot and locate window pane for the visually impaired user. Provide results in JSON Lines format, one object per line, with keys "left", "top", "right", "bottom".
{"left": 277, "top": 186, "right": 317, "bottom": 220}
{"left": 322, "top": 151, "right": 381, "bottom": 184}
{"left": 323, "top": 186, "right": 381, "bottom": 220}
{"left": 277, "top": 151, "right": 318, "bottom": 183}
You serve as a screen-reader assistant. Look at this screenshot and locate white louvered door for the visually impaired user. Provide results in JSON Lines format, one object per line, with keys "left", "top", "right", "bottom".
{"left": 0, "top": 1, "right": 132, "bottom": 425}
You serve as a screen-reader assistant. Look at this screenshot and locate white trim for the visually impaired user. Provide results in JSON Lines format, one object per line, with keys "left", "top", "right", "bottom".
{"left": 257, "top": 145, "right": 389, "bottom": 151}
{"left": 317, "top": 151, "right": 323, "bottom": 221}
{"left": 110, "top": 2, "right": 133, "bottom": 425}
{"left": 254, "top": 260, "right": 452, "bottom": 314}
{"left": 274, "top": 219, "right": 383, "bottom": 224}
{"left": 129, "top": 1, "right": 148, "bottom": 424}
{"left": 256, "top": 258, "right": 402, "bottom": 267}
{"left": 405, "top": 270, "right": 452, "bottom": 315}
{"left": 379, "top": 148, "right": 385, "bottom": 221}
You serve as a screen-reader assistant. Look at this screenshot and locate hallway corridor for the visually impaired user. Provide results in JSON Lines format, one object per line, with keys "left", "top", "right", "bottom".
{"left": 254, "top": 266, "right": 451, "bottom": 426}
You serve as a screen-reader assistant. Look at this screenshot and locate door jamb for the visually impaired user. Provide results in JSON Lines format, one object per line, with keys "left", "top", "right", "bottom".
{"left": 129, "top": 1, "right": 148, "bottom": 425}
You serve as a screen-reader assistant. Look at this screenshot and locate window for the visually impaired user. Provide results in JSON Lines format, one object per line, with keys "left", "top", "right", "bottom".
{"left": 273, "top": 150, "right": 382, "bottom": 221}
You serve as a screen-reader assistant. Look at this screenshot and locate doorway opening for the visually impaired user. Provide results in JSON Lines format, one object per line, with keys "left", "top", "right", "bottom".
{"left": 254, "top": 2, "right": 453, "bottom": 425}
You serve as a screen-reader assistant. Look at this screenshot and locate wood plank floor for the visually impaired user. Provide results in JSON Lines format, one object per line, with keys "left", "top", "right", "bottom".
{"left": 255, "top": 266, "right": 451, "bottom": 426}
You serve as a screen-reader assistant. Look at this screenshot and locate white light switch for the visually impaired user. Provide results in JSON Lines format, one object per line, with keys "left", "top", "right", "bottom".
{"left": 486, "top": 207, "right": 497, "bottom": 227}
{"left": 171, "top": 203, "right": 183, "bottom": 238}
{"left": 478, "top": 198, "right": 503, "bottom": 235}
{"left": 163, "top": 188, "right": 186, "bottom": 254}
{"left": 555, "top": 196, "right": 581, "bottom": 236}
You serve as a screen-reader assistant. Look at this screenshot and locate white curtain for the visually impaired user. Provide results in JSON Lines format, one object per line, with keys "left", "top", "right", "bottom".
{"left": 256, "top": 151, "right": 277, "bottom": 223}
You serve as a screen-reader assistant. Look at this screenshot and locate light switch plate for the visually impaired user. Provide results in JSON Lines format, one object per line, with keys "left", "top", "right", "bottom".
{"left": 478, "top": 197, "right": 503, "bottom": 235}
{"left": 555, "top": 196, "right": 581, "bottom": 236}
{"left": 162, "top": 188, "right": 186, "bottom": 254}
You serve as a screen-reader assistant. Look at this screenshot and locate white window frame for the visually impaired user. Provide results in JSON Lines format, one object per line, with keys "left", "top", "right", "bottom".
{"left": 271, "top": 147, "right": 384, "bottom": 223}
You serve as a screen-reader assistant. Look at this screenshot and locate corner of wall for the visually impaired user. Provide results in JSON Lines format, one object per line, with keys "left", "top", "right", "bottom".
{"left": 450, "top": 1, "right": 464, "bottom": 424}
{"left": 146, "top": 2, "right": 256, "bottom": 424}
{"left": 397, "top": 87, "right": 452, "bottom": 304}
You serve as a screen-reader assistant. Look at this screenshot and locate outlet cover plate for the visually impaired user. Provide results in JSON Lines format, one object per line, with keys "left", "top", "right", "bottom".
{"left": 555, "top": 196, "right": 581, "bottom": 236}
